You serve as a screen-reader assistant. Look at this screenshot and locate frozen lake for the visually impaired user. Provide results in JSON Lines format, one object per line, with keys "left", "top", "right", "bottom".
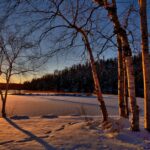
{"left": 0, "top": 94, "right": 144, "bottom": 117}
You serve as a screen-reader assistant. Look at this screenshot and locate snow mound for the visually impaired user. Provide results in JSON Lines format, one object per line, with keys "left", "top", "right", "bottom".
{"left": 70, "top": 114, "right": 80, "bottom": 116}
{"left": 41, "top": 114, "right": 58, "bottom": 119}
{"left": 10, "top": 115, "right": 30, "bottom": 120}
{"left": 100, "top": 117, "right": 130, "bottom": 133}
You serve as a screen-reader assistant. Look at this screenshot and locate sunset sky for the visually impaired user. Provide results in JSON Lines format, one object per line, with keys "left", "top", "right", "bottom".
{"left": 0, "top": 0, "right": 149, "bottom": 84}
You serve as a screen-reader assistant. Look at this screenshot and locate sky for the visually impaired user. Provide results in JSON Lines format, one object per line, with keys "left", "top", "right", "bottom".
{"left": 0, "top": 0, "right": 150, "bottom": 83}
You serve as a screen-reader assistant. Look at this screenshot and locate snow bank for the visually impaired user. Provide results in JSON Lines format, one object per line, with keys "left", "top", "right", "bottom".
{"left": 10, "top": 115, "right": 30, "bottom": 120}
{"left": 41, "top": 114, "right": 58, "bottom": 119}
{"left": 100, "top": 117, "right": 130, "bottom": 133}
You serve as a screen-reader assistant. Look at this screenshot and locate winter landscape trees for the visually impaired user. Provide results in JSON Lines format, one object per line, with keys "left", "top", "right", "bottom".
{"left": 19, "top": 0, "right": 138, "bottom": 130}
{"left": 1, "top": 0, "right": 150, "bottom": 149}
{"left": 0, "top": 0, "right": 150, "bottom": 137}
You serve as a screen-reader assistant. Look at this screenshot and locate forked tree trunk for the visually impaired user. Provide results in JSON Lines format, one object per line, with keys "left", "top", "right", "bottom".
{"left": 119, "top": 26, "right": 139, "bottom": 131}
{"left": 139, "top": 0, "right": 150, "bottom": 131}
{"left": 94, "top": 0, "right": 139, "bottom": 131}
{"left": 80, "top": 29, "right": 108, "bottom": 121}
{"left": 117, "top": 35, "right": 126, "bottom": 117}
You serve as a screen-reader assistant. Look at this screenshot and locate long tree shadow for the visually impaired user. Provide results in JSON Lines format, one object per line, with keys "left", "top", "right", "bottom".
{"left": 5, "top": 118, "right": 55, "bottom": 150}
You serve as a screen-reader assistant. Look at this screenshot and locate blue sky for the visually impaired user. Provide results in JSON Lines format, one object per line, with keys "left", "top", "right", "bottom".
{"left": 1, "top": 0, "right": 150, "bottom": 83}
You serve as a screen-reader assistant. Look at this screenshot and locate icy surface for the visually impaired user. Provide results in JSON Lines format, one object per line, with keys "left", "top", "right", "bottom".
{"left": 0, "top": 94, "right": 144, "bottom": 117}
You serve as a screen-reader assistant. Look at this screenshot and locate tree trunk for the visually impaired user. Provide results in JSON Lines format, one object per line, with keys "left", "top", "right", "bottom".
{"left": 2, "top": 99, "right": 6, "bottom": 118}
{"left": 80, "top": 29, "right": 108, "bottom": 121}
{"left": 125, "top": 56, "right": 139, "bottom": 130}
{"left": 1, "top": 76, "right": 10, "bottom": 118}
{"left": 123, "top": 60, "right": 129, "bottom": 118}
{"left": 94, "top": 0, "right": 139, "bottom": 131}
{"left": 139, "top": 0, "right": 150, "bottom": 131}
{"left": 117, "top": 35, "right": 126, "bottom": 117}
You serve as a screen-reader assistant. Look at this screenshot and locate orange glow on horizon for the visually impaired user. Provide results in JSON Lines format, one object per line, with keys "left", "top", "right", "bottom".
{"left": 0, "top": 75, "right": 33, "bottom": 84}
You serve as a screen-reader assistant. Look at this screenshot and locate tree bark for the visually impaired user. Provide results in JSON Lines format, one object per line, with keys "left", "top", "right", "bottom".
{"left": 126, "top": 56, "right": 139, "bottom": 130}
{"left": 80, "top": 29, "right": 108, "bottom": 121}
{"left": 139, "top": 0, "right": 150, "bottom": 131}
{"left": 123, "top": 60, "right": 129, "bottom": 118}
{"left": 2, "top": 99, "right": 6, "bottom": 118}
{"left": 94, "top": 0, "right": 139, "bottom": 130}
{"left": 1, "top": 76, "right": 10, "bottom": 118}
{"left": 117, "top": 35, "right": 126, "bottom": 117}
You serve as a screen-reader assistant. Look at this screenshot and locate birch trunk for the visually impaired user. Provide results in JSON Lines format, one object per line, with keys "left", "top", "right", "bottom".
{"left": 80, "top": 29, "right": 108, "bottom": 121}
{"left": 139, "top": 0, "right": 150, "bottom": 131}
{"left": 117, "top": 36, "right": 126, "bottom": 117}
{"left": 123, "top": 60, "right": 129, "bottom": 118}
{"left": 126, "top": 57, "right": 139, "bottom": 130}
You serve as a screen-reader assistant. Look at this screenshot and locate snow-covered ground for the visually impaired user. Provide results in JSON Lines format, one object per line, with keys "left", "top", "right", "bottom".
{"left": 0, "top": 94, "right": 149, "bottom": 150}
{"left": 0, "top": 116, "right": 150, "bottom": 150}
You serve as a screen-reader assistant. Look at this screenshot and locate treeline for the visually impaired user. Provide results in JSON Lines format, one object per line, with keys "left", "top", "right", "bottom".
{"left": 0, "top": 83, "right": 23, "bottom": 90}
{"left": 23, "top": 54, "right": 143, "bottom": 97}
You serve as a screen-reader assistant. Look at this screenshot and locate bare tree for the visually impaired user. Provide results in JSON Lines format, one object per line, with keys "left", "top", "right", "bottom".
{"left": 0, "top": 0, "right": 21, "bottom": 77}
{"left": 0, "top": 31, "right": 37, "bottom": 117}
{"left": 139, "top": 0, "right": 150, "bottom": 131}
{"left": 18, "top": 0, "right": 109, "bottom": 121}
